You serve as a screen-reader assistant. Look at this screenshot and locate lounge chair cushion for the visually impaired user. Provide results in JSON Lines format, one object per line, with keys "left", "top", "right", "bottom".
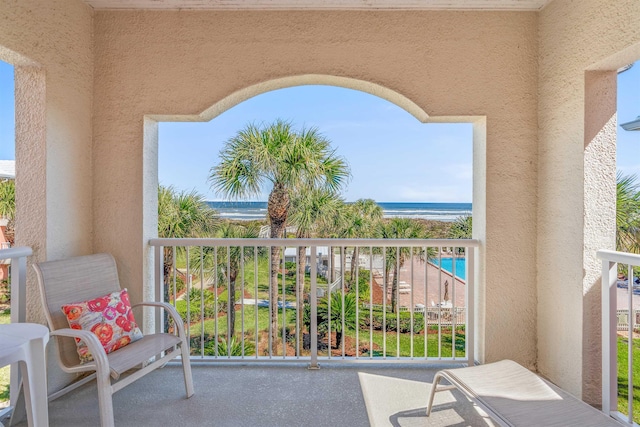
{"left": 62, "top": 288, "right": 143, "bottom": 363}
{"left": 431, "top": 360, "right": 622, "bottom": 426}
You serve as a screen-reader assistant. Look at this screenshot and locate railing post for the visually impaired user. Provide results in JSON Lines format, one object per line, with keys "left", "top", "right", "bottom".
{"left": 9, "top": 253, "right": 27, "bottom": 324}
{"left": 9, "top": 255, "right": 26, "bottom": 411}
{"left": 4, "top": 248, "right": 32, "bottom": 413}
{"left": 601, "top": 257, "right": 617, "bottom": 416}
{"left": 466, "top": 246, "right": 475, "bottom": 366}
{"left": 154, "top": 245, "right": 164, "bottom": 334}
{"left": 309, "top": 246, "right": 319, "bottom": 369}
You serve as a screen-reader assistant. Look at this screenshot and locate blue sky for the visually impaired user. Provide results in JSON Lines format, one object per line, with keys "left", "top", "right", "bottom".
{"left": 159, "top": 87, "right": 473, "bottom": 202}
{"left": 617, "top": 64, "right": 640, "bottom": 177}
{"left": 1, "top": 59, "right": 639, "bottom": 202}
{"left": 0, "top": 61, "right": 14, "bottom": 160}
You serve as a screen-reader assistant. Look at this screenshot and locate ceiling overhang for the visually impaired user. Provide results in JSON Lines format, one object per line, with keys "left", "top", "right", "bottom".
{"left": 82, "top": 0, "right": 551, "bottom": 11}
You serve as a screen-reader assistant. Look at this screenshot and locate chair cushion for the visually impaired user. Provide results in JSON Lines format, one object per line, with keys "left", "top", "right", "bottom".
{"left": 62, "top": 288, "right": 144, "bottom": 363}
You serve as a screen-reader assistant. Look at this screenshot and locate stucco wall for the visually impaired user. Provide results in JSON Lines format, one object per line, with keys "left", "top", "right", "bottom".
{"left": 0, "top": 0, "right": 94, "bottom": 392}
{"left": 537, "top": 0, "right": 640, "bottom": 403}
{"left": 93, "top": 10, "right": 539, "bottom": 367}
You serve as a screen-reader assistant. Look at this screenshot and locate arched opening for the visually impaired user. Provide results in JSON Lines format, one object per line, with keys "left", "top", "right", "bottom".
{"left": 144, "top": 75, "right": 487, "bottom": 362}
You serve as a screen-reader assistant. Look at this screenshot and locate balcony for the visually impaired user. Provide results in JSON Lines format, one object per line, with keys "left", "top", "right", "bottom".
{"left": 3, "top": 245, "right": 638, "bottom": 425}
{"left": 2, "top": 2, "right": 639, "bottom": 424}
{"left": 13, "top": 363, "right": 491, "bottom": 426}
{"left": 3, "top": 241, "right": 489, "bottom": 426}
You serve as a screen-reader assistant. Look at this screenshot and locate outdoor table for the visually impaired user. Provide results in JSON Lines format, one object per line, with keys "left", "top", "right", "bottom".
{"left": 0, "top": 323, "right": 49, "bottom": 427}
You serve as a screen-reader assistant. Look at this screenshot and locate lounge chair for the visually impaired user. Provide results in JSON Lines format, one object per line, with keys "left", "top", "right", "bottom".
{"left": 426, "top": 359, "right": 622, "bottom": 426}
{"left": 34, "top": 253, "right": 194, "bottom": 427}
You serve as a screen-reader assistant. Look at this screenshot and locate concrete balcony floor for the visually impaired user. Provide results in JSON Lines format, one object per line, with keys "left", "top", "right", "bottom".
{"left": 17, "top": 362, "right": 496, "bottom": 426}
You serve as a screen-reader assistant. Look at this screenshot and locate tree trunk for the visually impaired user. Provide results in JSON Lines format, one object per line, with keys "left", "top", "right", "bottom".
{"left": 330, "top": 246, "right": 336, "bottom": 283}
{"left": 228, "top": 269, "right": 237, "bottom": 340}
{"left": 268, "top": 183, "right": 289, "bottom": 355}
{"left": 384, "top": 261, "right": 390, "bottom": 306}
{"left": 163, "top": 247, "right": 173, "bottom": 333}
{"left": 350, "top": 247, "right": 359, "bottom": 287}
{"left": 297, "top": 245, "right": 306, "bottom": 348}
{"left": 269, "top": 242, "right": 285, "bottom": 355}
{"left": 391, "top": 263, "right": 398, "bottom": 313}
{"left": 4, "top": 219, "right": 14, "bottom": 247}
{"left": 335, "top": 331, "right": 342, "bottom": 349}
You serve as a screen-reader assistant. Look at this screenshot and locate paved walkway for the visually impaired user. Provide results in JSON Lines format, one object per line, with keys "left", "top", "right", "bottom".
{"left": 373, "top": 258, "right": 466, "bottom": 309}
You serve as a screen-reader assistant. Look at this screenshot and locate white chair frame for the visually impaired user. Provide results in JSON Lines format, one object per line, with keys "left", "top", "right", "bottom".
{"left": 34, "top": 253, "right": 194, "bottom": 427}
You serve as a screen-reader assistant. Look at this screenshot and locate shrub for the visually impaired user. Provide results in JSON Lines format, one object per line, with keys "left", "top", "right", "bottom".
{"left": 303, "top": 292, "right": 358, "bottom": 345}
{"left": 175, "top": 294, "right": 217, "bottom": 323}
{"left": 204, "top": 336, "right": 255, "bottom": 357}
{"left": 348, "top": 269, "right": 371, "bottom": 301}
{"left": 361, "top": 310, "right": 424, "bottom": 334}
{"left": 0, "top": 279, "right": 9, "bottom": 304}
{"left": 167, "top": 274, "right": 186, "bottom": 296}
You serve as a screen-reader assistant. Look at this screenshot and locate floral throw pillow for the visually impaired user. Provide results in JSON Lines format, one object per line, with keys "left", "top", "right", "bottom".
{"left": 62, "top": 289, "right": 144, "bottom": 364}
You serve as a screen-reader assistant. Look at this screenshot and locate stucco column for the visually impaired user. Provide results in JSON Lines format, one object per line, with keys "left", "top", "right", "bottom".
{"left": 14, "top": 66, "right": 47, "bottom": 324}
{"left": 582, "top": 70, "right": 617, "bottom": 405}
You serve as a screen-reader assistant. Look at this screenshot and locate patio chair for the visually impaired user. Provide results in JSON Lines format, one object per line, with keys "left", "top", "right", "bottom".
{"left": 34, "top": 253, "right": 194, "bottom": 427}
{"left": 426, "top": 359, "right": 622, "bottom": 426}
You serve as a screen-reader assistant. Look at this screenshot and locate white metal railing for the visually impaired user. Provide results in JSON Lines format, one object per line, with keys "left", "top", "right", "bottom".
{"left": 598, "top": 249, "right": 640, "bottom": 425}
{"left": 0, "top": 246, "right": 33, "bottom": 420}
{"left": 149, "top": 238, "right": 478, "bottom": 367}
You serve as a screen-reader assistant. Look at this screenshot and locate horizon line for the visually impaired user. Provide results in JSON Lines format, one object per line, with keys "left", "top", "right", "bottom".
{"left": 205, "top": 200, "right": 473, "bottom": 204}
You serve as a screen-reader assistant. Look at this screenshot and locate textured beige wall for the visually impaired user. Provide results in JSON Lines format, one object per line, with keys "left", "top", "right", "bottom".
{"left": 0, "top": 0, "right": 94, "bottom": 293}
{"left": 93, "top": 10, "right": 539, "bottom": 366}
{"left": 0, "top": 0, "right": 94, "bottom": 392}
{"left": 537, "top": 0, "right": 640, "bottom": 402}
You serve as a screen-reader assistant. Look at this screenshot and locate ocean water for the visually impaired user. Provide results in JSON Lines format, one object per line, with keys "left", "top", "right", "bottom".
{"left": 207, "top": 201, "right": 471, "bottom": 222}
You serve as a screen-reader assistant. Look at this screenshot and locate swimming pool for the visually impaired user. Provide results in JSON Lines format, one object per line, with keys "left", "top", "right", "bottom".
{"left": 431, "top": 257, "right": 466, "bottom": 280}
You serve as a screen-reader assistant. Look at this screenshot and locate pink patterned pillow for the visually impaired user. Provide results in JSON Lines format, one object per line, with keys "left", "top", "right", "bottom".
{"left": 62, "top": 289, "right": 144, "bottom": 364}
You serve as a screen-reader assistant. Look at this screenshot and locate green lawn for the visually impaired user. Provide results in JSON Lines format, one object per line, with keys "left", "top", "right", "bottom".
{"left": 0, "top": 308, "right": 10, "bottom": 404}
{"left": 185, "top": 305, "right": 466, "bottom": 359}
{"left": 617, "top": 335, "right": 640, "bottom": 422}
{"left": 359, "top": 326, "right": 465, "bottom": 358}
{"left": 172, "top": 255, "right": 327, "bottom": 304}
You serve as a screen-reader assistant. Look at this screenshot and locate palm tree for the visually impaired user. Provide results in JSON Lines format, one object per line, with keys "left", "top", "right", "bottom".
{"left": 0, "top": 179, "right": 15, "bottom": 247}
{"left": 289, "top": 188, "right": 344, "bottom": 337}
{"left": 212, "top": 222, "right": 258, "bottom": 340}
{"left": 342, "top": 199, "right": 383, "bottom": 284}
{"left": 158, "top": 185, "right": 218, "bottom": 329}
{"left": 617, "top": 172, "right": 640, "bottom": 254}
{"left": 303, "top": 292, "right": 358, "bottom": 349}
{"left": 316, "top": 200, "right": 349, "bottom": 283}
{"left": 377, "top": 218, "right": 428, "bottom": 312}
{"left": 209, "top": 120, "right": 350, "bottom": 354}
